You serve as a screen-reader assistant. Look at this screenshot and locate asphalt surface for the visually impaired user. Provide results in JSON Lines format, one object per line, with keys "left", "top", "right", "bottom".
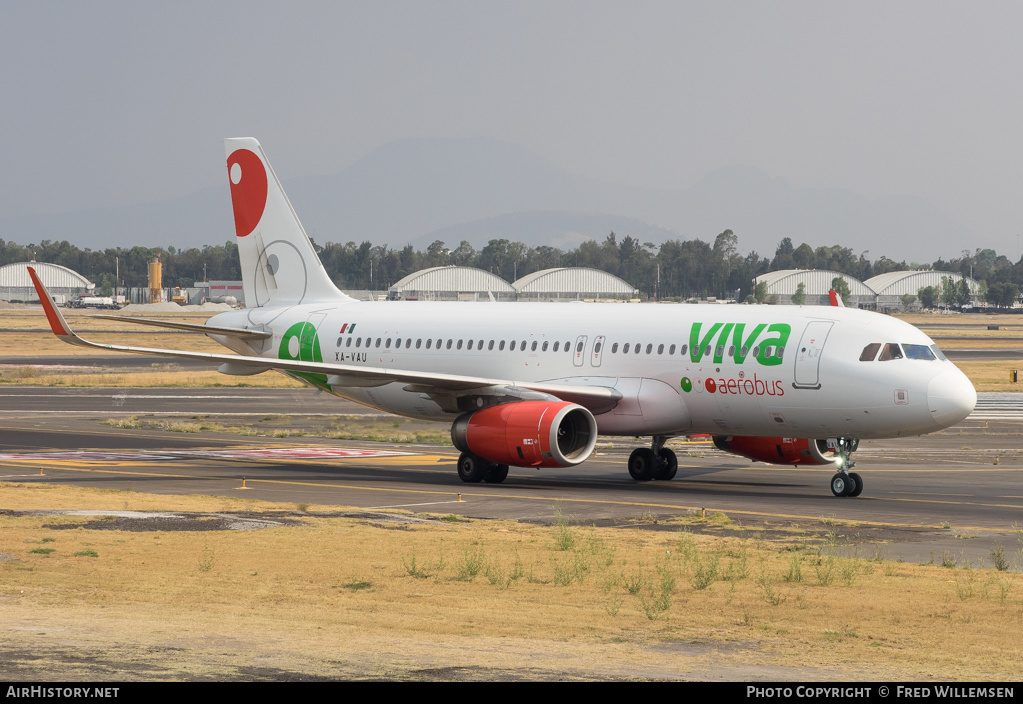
{"left": 2, "top": 386, "right": 1022, "bottom": 568}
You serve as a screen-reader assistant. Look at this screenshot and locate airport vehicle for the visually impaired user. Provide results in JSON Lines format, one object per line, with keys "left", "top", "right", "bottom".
{"left": 29, "top": 138, "right": 977, "bottom": 496}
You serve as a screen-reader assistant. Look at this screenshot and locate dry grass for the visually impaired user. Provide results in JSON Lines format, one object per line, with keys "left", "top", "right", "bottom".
{"left": 954, "top": 361, "right": 1023, "bottom": 392}
{"left": 103, "top": 414, "right": 451, "bottom": 444}
{"left": 1, "top": 482, "right": 1021, "bottom": 680}
{"left": 0, "top": 368, "right": 306, "bottom": 388}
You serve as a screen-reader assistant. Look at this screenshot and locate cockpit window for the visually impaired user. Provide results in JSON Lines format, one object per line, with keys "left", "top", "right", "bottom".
{"left": 859, "top": 343, "right": 881, "bottom": 362}
{"left": 903, "top": 344, "right": 936, "bottom": 360}
{"left": 930, "top": 344, "right": 947, "bottom": 361}
{"left": 877, "top": 343, "right": 903, "bottom": 361}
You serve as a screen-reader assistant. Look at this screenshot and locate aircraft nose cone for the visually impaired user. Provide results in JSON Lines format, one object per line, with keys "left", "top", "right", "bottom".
{"left": 927, "top": 368, "right": 977, "bottom": 429}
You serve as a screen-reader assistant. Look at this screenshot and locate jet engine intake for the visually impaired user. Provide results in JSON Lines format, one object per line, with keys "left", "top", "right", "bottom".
{"left": 712, "top": 435, "right": 840, "bottom": 466}
{"left": 451, "top": 401, "right": 598, "bottom": 468}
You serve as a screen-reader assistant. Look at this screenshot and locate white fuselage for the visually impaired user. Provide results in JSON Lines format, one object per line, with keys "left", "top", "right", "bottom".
{"left": 207, "top": 300, "right": 976, "bottom": 441}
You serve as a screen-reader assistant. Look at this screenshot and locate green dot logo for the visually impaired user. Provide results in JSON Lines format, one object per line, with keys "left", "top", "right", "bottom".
{"left": 680, "top": 377, "right": 692, "bottom": 392}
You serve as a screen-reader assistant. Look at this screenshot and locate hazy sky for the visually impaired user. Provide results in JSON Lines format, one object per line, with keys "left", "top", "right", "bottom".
{"left": 2, "top": 1, "right": 1021, "bottom": 256}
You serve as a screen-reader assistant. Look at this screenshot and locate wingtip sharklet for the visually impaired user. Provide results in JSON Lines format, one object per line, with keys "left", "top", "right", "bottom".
{"left": 28, "top": 266, "right": 77, "bottom": 340}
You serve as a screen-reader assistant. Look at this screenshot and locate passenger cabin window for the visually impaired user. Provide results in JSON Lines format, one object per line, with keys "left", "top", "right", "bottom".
{"left": 680, "top": 344, "right": 688, "bottom": 355}
{"left": 542, "top": 341, "right": 549, "bottom": 351}
{"left": 668, "top": 344, "right": 675, "bottom": 355}
{"left": 531, "top": 341, "right": 538, "bottom": 351}
{"left": 623, "top": 343, "right": 630, "bottom": 353}
{"left": 346, "top": 338, "right": 353, "bottom": 348}
{"left": 657, "top": 344, "right": 664, "bottom": 355}
{"left": 553, "top": 341, "right": 560, "bottom": 352}
{"left": 859, "top": 343, "right": 881, "bottom": 361}
{"left": 612, "top": 343, "right": 619, "bottom": 353}
{"left": 426, "top": 339, "right": 432, "bottom": 349}
{"left": 488, "top": 340, "right": 495, "bottom": 350}
{"left": 446, "top": 340, "right": 453, "bottom": 350}
{"left": 416, "top": 339, "right": 422, "bottom": 348}
{"left": 646, "top": 344, "right": 653, "bottom": 354}
{"left": 877, "top": 343, "right": 903, "bottom": 361}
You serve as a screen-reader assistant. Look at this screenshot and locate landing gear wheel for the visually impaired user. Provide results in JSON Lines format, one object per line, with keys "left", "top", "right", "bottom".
{"left": 483, "top": 463, "right": 509, "bottom": 484}
{"left": 830, "top": 472, "right": 854, "bottom": 497}
{"left": 654, "top": 448, "right": 678, "bottom": 480}
{"left": 457, "top": 452, "right": 489, "bottom": 483}
{"left": 847, "top": 472, "right": 863, "bottom": 497}
{"left": 628, "top": 448, "right": 657, "bottom": 481}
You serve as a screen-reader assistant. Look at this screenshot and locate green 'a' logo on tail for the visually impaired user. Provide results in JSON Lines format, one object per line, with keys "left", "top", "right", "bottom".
{"left": 279, "top": 322, "right": 331, "bottom": 390}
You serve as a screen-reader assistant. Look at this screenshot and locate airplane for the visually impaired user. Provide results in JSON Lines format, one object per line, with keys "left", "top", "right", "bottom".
{"left": 29, "top": 138, "right": 977, "bottom": 497}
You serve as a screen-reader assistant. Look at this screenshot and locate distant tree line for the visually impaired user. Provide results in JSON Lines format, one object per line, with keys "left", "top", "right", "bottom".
{"left": 2, "top": 232, "right": 1021, "bottom": 307}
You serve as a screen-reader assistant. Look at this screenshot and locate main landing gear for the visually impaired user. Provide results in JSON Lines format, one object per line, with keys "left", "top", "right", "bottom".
{"left": 828, "top": 437, "right": 862, "bottom": 497}
{"left": 457, "top": 452, "right": 509, "bottom": 484}
{"left": 628, "top": 436, "right": 678, "bottom": 481}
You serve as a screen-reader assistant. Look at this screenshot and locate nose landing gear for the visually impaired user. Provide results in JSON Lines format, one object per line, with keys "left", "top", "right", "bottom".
{"left": 830, "top": 471, "right": 863, "bottom": 497}
{"left": 828, "top": 437, "right": 862, "bottom": 497}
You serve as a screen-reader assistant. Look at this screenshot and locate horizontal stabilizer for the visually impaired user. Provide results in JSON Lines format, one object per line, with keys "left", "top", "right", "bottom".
{"left": 93, "top": 315, "right": 272, "bottom": 339}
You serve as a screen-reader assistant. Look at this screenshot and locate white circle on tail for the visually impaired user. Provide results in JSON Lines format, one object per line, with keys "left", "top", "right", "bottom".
{"left": 230, "top": 162, "right": 242, "bottom": 184}
{"left": 252, "top": 240, "right": 308, "bottom": 306}
{"left": 288, "top": 335, "right": 300, "bottom": 358}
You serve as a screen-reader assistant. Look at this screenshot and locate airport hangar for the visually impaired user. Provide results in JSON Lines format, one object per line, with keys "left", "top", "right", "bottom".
{"left": 0, "top": 261, "right": 94, "bottom": 303}
{"left": 388, "top": 266, "right": 639, "bottom": 302}
{"left": 754, "top": 268, "right": 980, "bottom": 309}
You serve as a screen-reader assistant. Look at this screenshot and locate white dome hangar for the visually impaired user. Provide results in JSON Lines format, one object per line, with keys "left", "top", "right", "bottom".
{"left": 0, "top": 261, "right": 94, "bottom": 303}
{"left": 753, "top": 269, "right": 874, "bottom": 306}
{"left": 512, "top": 267, "right": 638, "bottom": 301}
{"left": 865, "top": 271, "right": 979, "bottom": 308}
{"left": 388, "top": 266, "right": 516, "bottom": 301}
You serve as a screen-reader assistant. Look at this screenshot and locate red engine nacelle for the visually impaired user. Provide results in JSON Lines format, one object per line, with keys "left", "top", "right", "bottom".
{"left": 451, "top": 401, "right": 598, "bottom": 468}
{"left": 712, "top": 436, "right": 840, "bottom": 466}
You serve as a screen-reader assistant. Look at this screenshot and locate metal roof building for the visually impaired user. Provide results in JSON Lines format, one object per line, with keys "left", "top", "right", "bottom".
{"left": 0, "top": 261, "right": 94, "bottom": 303}
{"left": 512, "top": 267, "right": 638, "bottom": 301}
{"left": 865, "top": 271, "right": 979, "bottom": 308}
{"left": 388, "top": 266, "right": 516, "bottom": 301}
{"left": 753, "top": 269, "right": 875, "bottom": 306}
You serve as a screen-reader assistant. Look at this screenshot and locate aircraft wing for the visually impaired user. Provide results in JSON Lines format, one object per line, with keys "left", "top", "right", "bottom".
{"left": 30, "top": 268, "right": 620, "bottom": 412}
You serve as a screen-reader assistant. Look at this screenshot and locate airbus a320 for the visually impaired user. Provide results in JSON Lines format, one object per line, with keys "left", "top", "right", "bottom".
{"left": 30, "top": 138, "right": 977, "bottom": 496}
